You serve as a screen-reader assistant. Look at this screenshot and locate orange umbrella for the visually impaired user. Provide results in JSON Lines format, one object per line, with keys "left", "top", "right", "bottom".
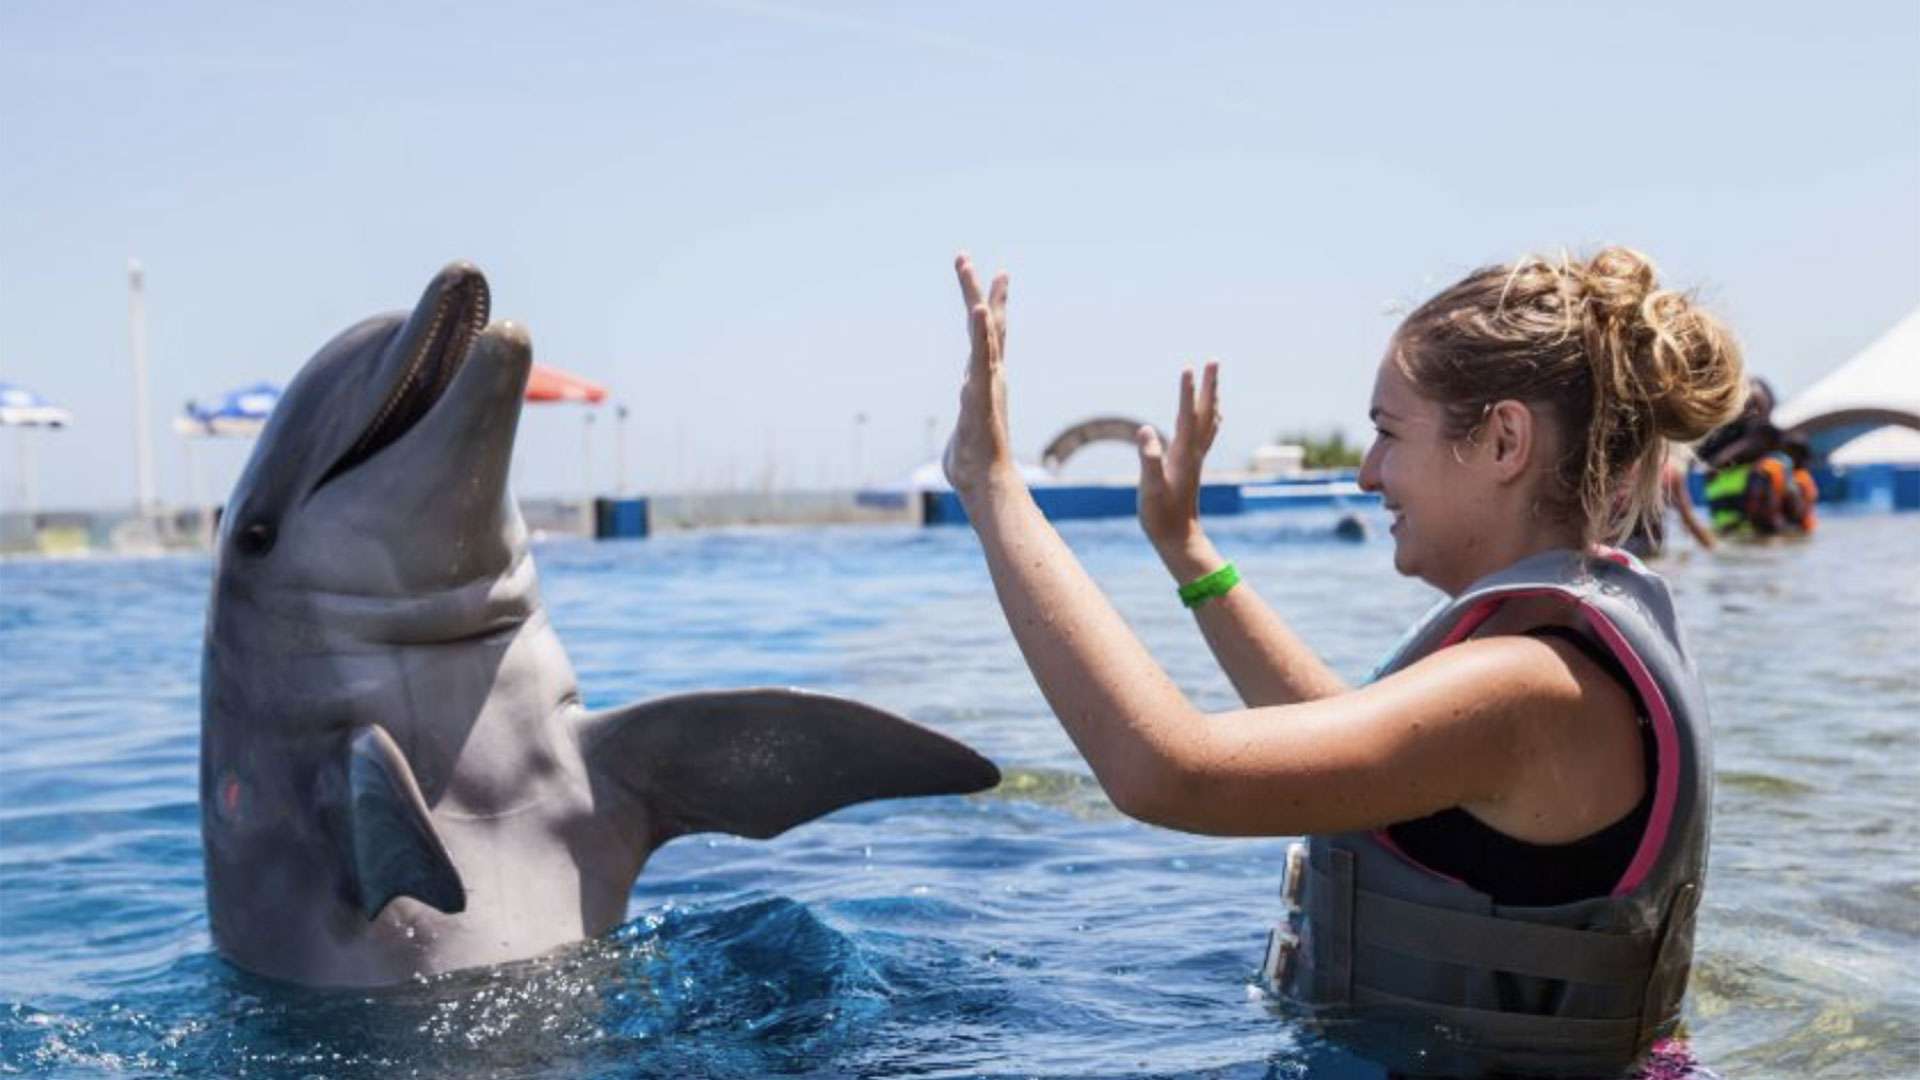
{"left": 526, "top": 363, "right": 607, "bottom": 404}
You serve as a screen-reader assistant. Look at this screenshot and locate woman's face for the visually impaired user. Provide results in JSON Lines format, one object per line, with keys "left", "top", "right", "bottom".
{"left": 1357, "top": 354, "right": 1492, "bottom": 594}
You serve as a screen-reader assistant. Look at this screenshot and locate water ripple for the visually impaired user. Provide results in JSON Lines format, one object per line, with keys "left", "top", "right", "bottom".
{"left": 2, "top": 513, "right": 1916, "bottom": 1077}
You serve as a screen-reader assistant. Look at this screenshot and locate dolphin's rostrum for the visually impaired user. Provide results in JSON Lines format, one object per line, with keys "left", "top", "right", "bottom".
{"left": 200, "top": 263, "right": 1000, "bottom": 987}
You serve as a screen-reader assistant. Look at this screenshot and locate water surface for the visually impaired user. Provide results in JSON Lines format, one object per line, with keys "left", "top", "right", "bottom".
{"left": 2, "top": 509, "right": 1915, "bottom": 1078}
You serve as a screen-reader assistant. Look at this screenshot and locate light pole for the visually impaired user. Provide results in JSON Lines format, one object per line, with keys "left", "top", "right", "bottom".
{"left": 129, "top": 258, "right": 156, "bottom": 518}
{"left": 614, "top": 404, "right": 629, "bottom": 496}
{"left": 17, "top": 429, "right": 36, "bottom": 520}
{"left": 580, "top": 411, "right": 597, "bottom": 535}
{"left": 852, "top": 411, "right": 869, "bottom": 488}
{"left": 582, "top": 412, "right": 597, "bottom": 497}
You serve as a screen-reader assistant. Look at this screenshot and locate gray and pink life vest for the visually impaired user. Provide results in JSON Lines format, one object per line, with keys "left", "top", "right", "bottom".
{"left": 1260, "top": 548, "right": 1712, "bottom": 1078}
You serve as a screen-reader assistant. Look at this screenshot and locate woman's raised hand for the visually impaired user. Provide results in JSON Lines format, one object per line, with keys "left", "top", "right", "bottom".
{"left": 943, "top": 254, "right": 1016, "bottom": 498}
{"left": 1136, "top": 361, "right": 1222, "bottom": 555}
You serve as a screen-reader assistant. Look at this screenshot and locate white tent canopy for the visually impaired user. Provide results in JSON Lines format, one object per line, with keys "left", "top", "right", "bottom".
{"left": 1775, "top": 308, "right": 1920, "bottom": 464}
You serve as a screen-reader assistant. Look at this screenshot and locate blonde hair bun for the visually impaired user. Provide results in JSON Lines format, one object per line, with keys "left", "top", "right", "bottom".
{"left": 1572, "top": 247, "right": 1746, "bottom": 446}
{"left": 1396, "top": 246, "right": 1748, "bottom": 545}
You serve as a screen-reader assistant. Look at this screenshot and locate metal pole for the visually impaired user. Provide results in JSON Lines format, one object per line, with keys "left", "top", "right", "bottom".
{"left": 19, "top": 429, "right": 36, "bottom": 522}
{"left": 582, "top": 412, "right": 596, "bottom": 500}
{"left": 615, "top": 404, "right": 629, "bottom": 496}
{"left": 853, "top": 411, "right": 868, "bottom": 487}
{"left": 581, "top": 411, "right": 596, "bottom": 534}
{"left": 185, "top": 437, "right": 211, "bottom": 547}
{"left": 129, "top": 258, "right": 155, "bottom": 517}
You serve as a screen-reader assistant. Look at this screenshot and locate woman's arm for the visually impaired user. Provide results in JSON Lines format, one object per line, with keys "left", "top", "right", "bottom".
{"left": 944, "top": 255, "right": 1623, "bottom": 838}
{"left": 945, "top": 255, "right": 1198, "bottom": 811}
{"left": 1136, "top": 636, "right": 1624, "bottom": 837}
{"left": 965, "top": 477, "right": 1578, "bottom": 834}
{"left": 1135, "top": 362, "right": 1347, "bottom": 705}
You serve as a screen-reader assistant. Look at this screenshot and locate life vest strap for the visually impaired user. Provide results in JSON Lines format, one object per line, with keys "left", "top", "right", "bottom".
{"left": 1349, "top": 986, "right": 1646, "bottom": 1048}
{"left": 1306, "top": 858, "right": 1655, "bottom": 988}
{"left": 1304, "top": 845, "right": 1357, "bottom": 999}
{"left": 1357, "top": 886, "right": 1654, "bottom": 984}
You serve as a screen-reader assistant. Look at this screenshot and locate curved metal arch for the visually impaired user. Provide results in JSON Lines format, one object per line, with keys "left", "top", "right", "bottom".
{"left": 1040, "top": 416, "right": 1163, "bottom": 472}
{"left": 1784, "top": 407, "right": 1920, "bottom": 438}
{"left": 1785, "top": 408, "right": 1920, "bottom": 461}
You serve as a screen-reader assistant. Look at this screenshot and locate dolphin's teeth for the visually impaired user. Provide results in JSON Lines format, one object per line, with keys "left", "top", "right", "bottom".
{"left": 314, "top": 272, "right": 492, "bottom": 492}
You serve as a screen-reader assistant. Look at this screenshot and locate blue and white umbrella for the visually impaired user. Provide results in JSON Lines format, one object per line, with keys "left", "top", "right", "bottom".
{"left": 1, "top": 380, "right": 71, "bottom": 521}
{"left": 174, "top": 382, "right": 281, "bottom": 545}
{"left": 0, "top": 380, "right": 73, "bottom": 428}
{"left": 176, "top": 382, "right": 280, "bottom": 438}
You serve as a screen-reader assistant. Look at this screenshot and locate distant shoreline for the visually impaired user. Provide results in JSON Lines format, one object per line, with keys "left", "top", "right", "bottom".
{"left": 0, "top": 491, "right": 918, "bottom": 558}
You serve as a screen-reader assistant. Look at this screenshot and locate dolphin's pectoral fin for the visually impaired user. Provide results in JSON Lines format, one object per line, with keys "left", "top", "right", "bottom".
{"left": 343, "top": 725, "right": 466, "bottom": 919}
{"left": 579, "top": 689, "right": 1000, "bottom": 844}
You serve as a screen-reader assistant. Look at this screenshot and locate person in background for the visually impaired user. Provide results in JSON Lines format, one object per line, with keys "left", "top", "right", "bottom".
{"left": 1696, "top": 376, "right": 1775, "bottom": 469}
{"left": 1703, "top": 423, "right": 1779, "bottom": 536}
{"left": 1705, "top": 423, "right": 1819, "bottom": 540}
{"left": 942, "top": 247, "right": 1744, "bottom": 1078}
{"left": 1700, "top": 376, "right": 1796, "bottom": 538}
{"left": 1782, "top": 433, "right": 1819, "bottom": 533}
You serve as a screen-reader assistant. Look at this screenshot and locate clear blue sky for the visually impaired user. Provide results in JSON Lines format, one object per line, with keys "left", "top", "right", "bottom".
{"left": 3, "top": 0, "right": 1916, "bottom": 510}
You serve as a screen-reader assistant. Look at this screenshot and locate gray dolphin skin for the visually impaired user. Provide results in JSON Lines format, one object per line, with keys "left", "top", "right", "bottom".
{"left": 200, "top": 263, "right": 1000, "bottom": 987}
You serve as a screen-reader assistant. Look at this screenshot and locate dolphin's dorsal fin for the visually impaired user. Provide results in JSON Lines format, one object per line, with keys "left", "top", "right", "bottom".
{"left": 577, "top": 689, "right": 1000, "bottom": 845}
{"left": 344, "top": 725, "right": 466, "bottom": 919}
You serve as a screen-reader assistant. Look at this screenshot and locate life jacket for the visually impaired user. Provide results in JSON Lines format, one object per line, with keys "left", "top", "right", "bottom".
{"left": 1743, "top": 456, "right": 1819, "bottom": 536}
{"left": 1703, "top": 464, "right": 1753, "bottom": 533}
{"left": 1259, "top": 549, "right": 1713, "bottom": 1079}
{"left": 1790, "top": 467, "right": 1818, "bottom": 532}
{"left": 1765, "top": 458, "right": 1818, "bottom": 533}
{"left": 1756, "top": 458, "right": 1791, "bottom": 534}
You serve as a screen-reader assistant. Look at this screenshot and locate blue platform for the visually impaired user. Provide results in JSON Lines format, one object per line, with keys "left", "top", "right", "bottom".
{"left": 920, "top": 473, "right": 1377, "bottom": 526}
{"left": 1685, "top": 463, "right": 1920, "bottom": 511}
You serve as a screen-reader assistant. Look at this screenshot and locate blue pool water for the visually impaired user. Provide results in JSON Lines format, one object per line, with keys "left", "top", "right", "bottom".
{"left": 2, "top": 508, "right": 1916, "bottom": 1078}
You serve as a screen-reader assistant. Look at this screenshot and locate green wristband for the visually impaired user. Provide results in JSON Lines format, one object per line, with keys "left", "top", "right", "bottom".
{"left": 1177, "top": 562, "right": 1240, "bottom": 609}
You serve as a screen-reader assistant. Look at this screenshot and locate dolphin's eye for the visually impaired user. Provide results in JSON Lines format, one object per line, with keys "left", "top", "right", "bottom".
{"left": 237, "top": 521, "right": 276, "bottom": 557}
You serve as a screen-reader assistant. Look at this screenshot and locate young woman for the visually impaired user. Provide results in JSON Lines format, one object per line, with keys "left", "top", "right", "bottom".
{"left": 943, "top": 248, "right": 1744, "bottom": 1078}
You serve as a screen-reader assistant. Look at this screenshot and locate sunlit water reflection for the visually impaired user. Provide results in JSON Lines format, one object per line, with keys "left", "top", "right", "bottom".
{"left": 3, "top": 508, "right": 1914, "bottom": 1078}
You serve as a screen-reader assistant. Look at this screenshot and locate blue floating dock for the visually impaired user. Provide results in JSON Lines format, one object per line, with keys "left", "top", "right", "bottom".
{"left": 920, "top": 473, "right": 1376, "bottom": 526}
{"left": 1824, "top": 463, "right": 1920, "bottom": 510}
{"left": 1239, "top": 477, "right": 1375, "bottom": 512}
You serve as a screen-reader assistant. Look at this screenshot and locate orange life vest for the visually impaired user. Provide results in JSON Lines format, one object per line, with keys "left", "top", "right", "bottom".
{"left": 1754, "top": 457, "right": 1818, "bottom": 533}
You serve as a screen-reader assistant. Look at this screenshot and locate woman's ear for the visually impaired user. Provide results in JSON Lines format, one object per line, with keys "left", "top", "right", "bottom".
{"left": 1484, "top": 400, "right": 1535, "bottom": 483}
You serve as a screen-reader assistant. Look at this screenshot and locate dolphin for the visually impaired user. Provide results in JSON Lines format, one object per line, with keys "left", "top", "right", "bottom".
{"left": 200, "top": 263, "right": 1000, "bottom": 987}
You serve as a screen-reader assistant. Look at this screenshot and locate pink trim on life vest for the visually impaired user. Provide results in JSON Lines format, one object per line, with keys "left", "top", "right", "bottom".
{"left": 1578, "top": 608, "right": 1680, "bottom": 896}
{"left": 1438, "top": 598, "right": 1504, "bottom": 649}
{"left": 1594, "top": 544, "right": 1635, "bottom": 569}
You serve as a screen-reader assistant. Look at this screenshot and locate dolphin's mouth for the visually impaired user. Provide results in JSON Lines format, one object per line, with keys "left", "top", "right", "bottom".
{"left": 315, "top": 270, "right": 492, "bottom": 490}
